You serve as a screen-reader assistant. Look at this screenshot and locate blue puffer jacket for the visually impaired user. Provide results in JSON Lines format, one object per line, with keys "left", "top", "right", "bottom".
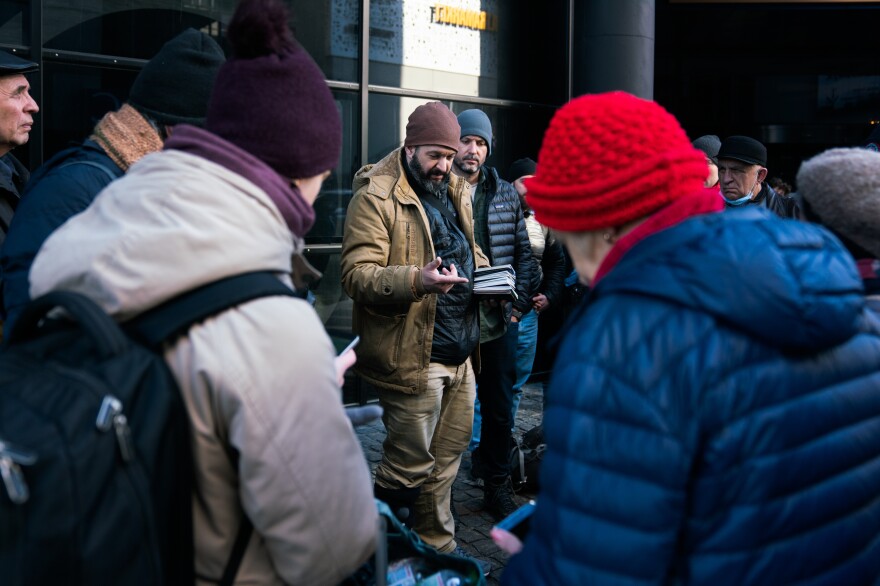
{"left": 0, "top": 140, "right": 122, "bottom": 331}
{"left": 502, "top": 207, "right": 880, "bottom": 585}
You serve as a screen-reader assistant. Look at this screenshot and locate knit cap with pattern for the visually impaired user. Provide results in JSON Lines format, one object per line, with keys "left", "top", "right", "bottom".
{"left": 525, "top": 92, "right": 708, "bottom": 232}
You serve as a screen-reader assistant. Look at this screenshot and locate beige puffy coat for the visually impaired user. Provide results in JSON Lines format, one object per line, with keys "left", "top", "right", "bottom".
{"left": 30, "top": 149, "right": 377, "bottom": 585}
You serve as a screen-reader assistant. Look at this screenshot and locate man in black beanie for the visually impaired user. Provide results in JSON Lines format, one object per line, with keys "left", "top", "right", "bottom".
{"left": 0, "top": 28, "right": 225, "bottom": 333}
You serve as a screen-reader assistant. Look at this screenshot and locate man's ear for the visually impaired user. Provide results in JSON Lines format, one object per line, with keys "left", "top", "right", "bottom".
{"left": 404, "top": 146, "right": 416, "bottom": 161}
{"left": 757, "top": 167, "right": 768, "bottom": 183}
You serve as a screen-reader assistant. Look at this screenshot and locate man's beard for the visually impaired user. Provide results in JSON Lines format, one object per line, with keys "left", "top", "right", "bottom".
{"left": 409, "top": 153, "right": 450, "bottom": 197}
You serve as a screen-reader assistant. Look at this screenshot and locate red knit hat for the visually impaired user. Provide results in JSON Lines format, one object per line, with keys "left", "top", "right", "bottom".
{"left": 526, "top": 92, "right": 707, "bottom": 232}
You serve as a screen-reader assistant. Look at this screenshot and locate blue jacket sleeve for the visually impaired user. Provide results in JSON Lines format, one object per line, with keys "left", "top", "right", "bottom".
{"left": 1, "top": 150, "right": 120, "bottom": 329}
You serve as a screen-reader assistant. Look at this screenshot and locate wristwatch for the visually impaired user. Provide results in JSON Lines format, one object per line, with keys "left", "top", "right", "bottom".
{"left": 511, "top": 308, "right": 523, "bottom": 321}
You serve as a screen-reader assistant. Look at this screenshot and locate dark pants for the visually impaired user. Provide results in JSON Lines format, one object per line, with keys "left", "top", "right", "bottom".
{"left": 475, "top": 322, "right": 518, "bottom": 485}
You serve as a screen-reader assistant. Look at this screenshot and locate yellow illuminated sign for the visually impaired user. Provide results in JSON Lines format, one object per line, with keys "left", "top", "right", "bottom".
{"left": 431, "top": 5, "right": 498, "bottom": 32}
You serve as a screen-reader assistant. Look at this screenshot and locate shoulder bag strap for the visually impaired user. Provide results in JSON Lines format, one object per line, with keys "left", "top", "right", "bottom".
{"left": 128, "top": 271, "right": 294, "bottom": 584}
{"left": 126, "top": 271, "right": 296, "bottom": 349}
{"left": 418, "top": 192, "right": 461, "bottom": 228}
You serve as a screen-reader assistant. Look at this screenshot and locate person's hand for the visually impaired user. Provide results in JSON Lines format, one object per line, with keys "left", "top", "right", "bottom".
{"left": 344, "top": 405, "right": 383, "bottom": 427}
{"left": 334, "top": 347, "right": 357, "bottom": 387}
{"left": 490, "top": 527, "right": 524, "bottom": 555}
{"left": 421, "top": 257, "right": 468, "bottom": 294}
{"left": 532, "top": 293, "right": 550, "bottom": 314}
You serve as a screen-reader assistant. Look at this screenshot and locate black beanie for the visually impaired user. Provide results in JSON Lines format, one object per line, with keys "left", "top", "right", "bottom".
{"left": 507, "top": 157, "right": 537, "bottom": 182}
{"left": 128, "top": 28, "right": 225, "bottom": 127}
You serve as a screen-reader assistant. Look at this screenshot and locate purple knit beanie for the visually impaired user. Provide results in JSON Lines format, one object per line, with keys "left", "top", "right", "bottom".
{"left": 206, "top": 0, "right": 341, "bottom": 179}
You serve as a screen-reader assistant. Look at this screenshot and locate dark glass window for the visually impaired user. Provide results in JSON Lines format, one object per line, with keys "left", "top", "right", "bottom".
{"left": 0, "top": 0, "right": 28, "bottom": 45}
{"left": 43, "top": 5, "right": 229, "bottom": 59}
{"left": 368, "top": 0, "right": 568, "bottom": 104}
{"left": 306, "top": 89, "right": 359, "bottom": 244}
{"left": 292, "top": 0, "right": 359, "bottom": 83}
{"left": 42, "top": 61, "right": 138, "bottom": 158}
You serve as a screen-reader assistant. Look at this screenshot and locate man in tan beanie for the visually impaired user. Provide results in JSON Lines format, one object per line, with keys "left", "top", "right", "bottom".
{"left": 342, "top": 101, "right": 490, "bottom": 573}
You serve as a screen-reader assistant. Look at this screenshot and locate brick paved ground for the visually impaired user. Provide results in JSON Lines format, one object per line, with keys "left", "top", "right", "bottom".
{"left": 355, "top": 382, "right": 545, "bottom": 584}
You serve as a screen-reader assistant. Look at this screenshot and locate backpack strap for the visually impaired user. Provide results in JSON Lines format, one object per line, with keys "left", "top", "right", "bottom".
{"left": 126, "top": 271, "right": 296, "bottom": 349}
{"left": 219, "top": 517, "right": 254, "bottom": 586}
{"left": 128, "top": 271, "right": 295, "bottom": 583}
{"left": 56, "top": 159, "right": 120, "bottom": 183}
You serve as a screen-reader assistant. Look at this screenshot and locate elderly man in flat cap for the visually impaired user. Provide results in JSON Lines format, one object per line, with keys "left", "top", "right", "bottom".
{"left": 0, "top": 51, "right": 38, "bottom": 248}
{"left": 717, "top": 135, "right": 798, "bottom": 218}
{"left": 341, "top": 101, "right": 490, "bottom": 574}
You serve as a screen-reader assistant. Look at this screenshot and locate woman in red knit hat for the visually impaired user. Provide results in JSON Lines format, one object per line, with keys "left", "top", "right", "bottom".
{"left": 493, "top": 92, "right": 880, "bottom": 585}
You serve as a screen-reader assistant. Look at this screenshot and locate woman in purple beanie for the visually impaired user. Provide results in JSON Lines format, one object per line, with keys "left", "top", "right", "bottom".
{"left": 28, "top": 0, "right": 377, "bottom": 584}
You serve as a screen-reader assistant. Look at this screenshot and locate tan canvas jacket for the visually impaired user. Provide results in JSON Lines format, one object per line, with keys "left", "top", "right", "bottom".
{"left": 30, "top": 149, "right": 377, "bottom": 586}
{"left": 341, "top": 148, "right": 488, "bottom": 394}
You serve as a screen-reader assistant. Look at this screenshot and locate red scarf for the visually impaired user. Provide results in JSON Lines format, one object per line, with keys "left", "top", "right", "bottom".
{"left": 594, "top": 188, "right": 724, "bottom": 284}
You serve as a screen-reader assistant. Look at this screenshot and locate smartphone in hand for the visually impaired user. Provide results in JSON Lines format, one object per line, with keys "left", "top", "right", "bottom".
{"left": 494, "top": 499, "right": 536, "bottom": 541}
{"left": 339, "top": 335, "right": 360, "bottom": 356}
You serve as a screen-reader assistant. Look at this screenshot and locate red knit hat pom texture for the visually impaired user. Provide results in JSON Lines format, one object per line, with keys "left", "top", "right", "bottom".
{"left": 526, "top": 91, "right": 708, "bottom": 232}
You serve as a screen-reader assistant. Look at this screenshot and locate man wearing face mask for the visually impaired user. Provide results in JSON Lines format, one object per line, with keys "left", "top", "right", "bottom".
{"left": 717, "top": 135, "right": 799, "bottom": 218}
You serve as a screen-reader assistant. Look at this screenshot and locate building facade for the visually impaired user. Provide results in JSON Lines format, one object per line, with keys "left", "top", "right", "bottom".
{"left": 2, "top": 0, "right": 575, "bottom": 403}
{"left": 7, "top": 0, "right": 878, "bottom": 401}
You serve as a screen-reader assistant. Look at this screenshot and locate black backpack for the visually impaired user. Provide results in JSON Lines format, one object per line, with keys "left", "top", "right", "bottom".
{"left": 0, "top": 272, "right": 296, "bottom": 585}
{"left": 510, "top": 424, "right": 546, "bottom": 494}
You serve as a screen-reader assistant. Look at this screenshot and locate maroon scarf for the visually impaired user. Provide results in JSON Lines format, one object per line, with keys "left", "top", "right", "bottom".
{"left": 165, "top": 124, "right": 316, "bottom": 239}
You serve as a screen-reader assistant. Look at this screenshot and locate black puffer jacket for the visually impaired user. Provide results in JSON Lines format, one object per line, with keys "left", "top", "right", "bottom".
{"left": 479, "top": 166, "right": 539, "bottom": 315}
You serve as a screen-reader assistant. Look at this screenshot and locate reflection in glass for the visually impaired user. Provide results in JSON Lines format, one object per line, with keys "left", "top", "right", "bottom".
{"left": 294, "top": 0, "right": 359, "bottom": 83}
{"left": 365, "top": 0, "right": 567, "bottom": 103}
{"left": 44, "top": 5, "right": 230, "bottom": 59}
{"left": 307, "top": 89, "right": 359, "bottom": 244}
{"left": 43, "top": 61, "right": 138, "bottom": 158}
{"left": 0, "top": 0, "right": 27, "bottom": 46}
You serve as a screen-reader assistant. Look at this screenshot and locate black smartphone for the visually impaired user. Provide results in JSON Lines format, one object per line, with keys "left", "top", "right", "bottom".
{"left": 494, "top": 499, "right": 536, "bottom": 540}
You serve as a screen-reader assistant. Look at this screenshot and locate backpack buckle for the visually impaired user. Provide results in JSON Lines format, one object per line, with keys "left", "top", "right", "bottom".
{"left": 0, "top": 439, "right": 37, "bottom": 504}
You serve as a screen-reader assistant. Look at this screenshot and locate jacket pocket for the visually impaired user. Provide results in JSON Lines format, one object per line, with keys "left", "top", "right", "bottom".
{"left": 359, "top": 305, "right": 407, "bottom": 375}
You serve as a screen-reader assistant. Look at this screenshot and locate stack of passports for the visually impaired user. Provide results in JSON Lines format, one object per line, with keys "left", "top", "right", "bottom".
{"left": 474, "top": 264, "right": 518, "bottom": 301}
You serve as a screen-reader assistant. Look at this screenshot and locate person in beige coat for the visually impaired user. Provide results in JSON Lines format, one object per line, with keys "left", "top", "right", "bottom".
{"left": 28, "top": 0, "right": 377, "bottom": 584}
